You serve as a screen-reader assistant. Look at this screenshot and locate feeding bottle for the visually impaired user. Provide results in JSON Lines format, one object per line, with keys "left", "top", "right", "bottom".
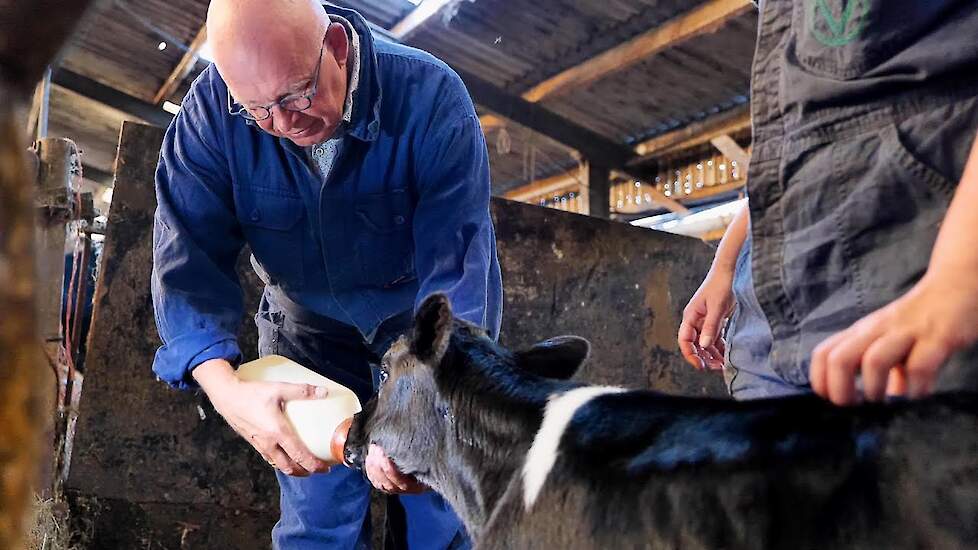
{"left": 236, "top": 355, "right": 361, "bottom": 465}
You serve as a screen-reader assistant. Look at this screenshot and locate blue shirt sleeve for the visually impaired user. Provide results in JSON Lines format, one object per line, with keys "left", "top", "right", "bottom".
{"left": 151, "top": 85, "right": 246, "bottom": 390}
{"left": 412, "top": 112, "right": 502, "bottom": 337}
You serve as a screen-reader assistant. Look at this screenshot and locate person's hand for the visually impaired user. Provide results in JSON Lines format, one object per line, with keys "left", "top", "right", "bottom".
{"left": 678, "top": 266, "right": 736, "bottom": 371}
{"left": 365, "top": 444, "right": 428, "bottom": 494}
{"left": 811, "top": 268, "right": 978, "bottom": 405}
{"left": 193, "top": 359, "right": 332, "bottom": 476}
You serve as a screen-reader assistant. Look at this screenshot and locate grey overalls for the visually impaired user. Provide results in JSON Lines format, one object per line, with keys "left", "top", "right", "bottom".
{"left": 726, "top": 0, "right": 978, "bottom": 399}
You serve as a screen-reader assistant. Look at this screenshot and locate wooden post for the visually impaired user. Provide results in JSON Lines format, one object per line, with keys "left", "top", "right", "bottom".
{"left": 585, "top": 162, "right": 611, "bottom": 219}
{"left": 0, "top": 90, "right": 44, "bottom": 550}
{"left": 33, "top": 138, "right": 77, "bottom": 353}
{"left": 0, "top": 1, "right": 96, "bottom": 546}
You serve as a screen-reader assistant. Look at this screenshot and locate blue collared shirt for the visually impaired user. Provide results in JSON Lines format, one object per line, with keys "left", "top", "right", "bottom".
{"left": 151, "top": 5, "right": 503, "bottom": 389}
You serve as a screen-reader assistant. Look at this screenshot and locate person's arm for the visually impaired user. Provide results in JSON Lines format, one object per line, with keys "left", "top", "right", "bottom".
{"left": 152, "top": 87, "right": 245, "bottom": 389}
{"left": 153, "top": 79, "right": 329, "bottom": 475}
{"left": 677, "top": 203, "right": 749, "bottom": 370}
{"left": 365, "top": 74, "right": 499, "bottom": 494}
{"left": 711, "top": 202, "right": 750, "bottom": 276}
{"left": 811, "top": 130, "right": 978, "bottom": 405}
{"left": 409, "top": 112, "right": 500, "bottom": 336}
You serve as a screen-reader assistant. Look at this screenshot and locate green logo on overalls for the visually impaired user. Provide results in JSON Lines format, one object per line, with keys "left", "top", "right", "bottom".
{"left": 809, "top": 0, "right": 869, "bottom": 47}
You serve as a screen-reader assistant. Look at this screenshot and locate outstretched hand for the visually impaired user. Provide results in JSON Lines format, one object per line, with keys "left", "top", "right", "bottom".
{"left": 678, "top": 267, "right": 736, "bottom": 371}
{"left": 811, "top": 269, "right": 978, "bottom": 405}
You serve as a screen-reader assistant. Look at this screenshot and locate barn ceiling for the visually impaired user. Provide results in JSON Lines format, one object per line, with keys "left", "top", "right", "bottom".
{"left": 44, "top": 0, "right": 757, "bottom": 205}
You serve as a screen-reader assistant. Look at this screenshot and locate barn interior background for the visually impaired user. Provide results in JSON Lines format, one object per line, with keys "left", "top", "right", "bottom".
{"left": 2, "top": 0, "right": 763, "bottom": 548}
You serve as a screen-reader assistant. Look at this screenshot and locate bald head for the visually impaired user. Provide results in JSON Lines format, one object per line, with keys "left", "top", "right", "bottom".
{"left": 207, "top": 0, "right": 328, "bottom": 89}
{"left": 207, "top": 0, "right": 352, "bottom": 146}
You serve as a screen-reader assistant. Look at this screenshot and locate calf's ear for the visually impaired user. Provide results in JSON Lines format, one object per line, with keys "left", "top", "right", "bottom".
{"left": 516, "top": 336, "right": 590, "bottom": 380}
{"left": 411, "top": 293, "right": 453, "bottom": 365}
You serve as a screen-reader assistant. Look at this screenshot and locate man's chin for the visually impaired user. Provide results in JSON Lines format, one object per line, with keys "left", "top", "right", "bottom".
{"left": 285, "top": 126, "right": 334, "bottom": 147}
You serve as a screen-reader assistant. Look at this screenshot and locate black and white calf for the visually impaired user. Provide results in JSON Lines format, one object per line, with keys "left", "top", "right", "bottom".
{"left": 343, "top": 294, "right": 978, "bottom": 549}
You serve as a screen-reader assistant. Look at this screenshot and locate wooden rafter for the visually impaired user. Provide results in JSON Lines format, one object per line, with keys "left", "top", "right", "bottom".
{"left": 504, "top": 167, "right": 691, "bottom": 215}
{"left": 478, "top": 0, "right": 752, "bottom": 165}
{"left": 152, "top": 26, "right": 207, "bottom": 105}
{"left": 479, "top": 114, "right": 504, "bottom": 131}
{"left": 391, "top": 0, "right": 457, "bottom": 40}
{"left": 710, "top": 134, "right": 751, "bottom": 169}
{"left": 52, "top": 69, "right": 173, "bottom": 128}
{"left": 503, "top": 168, "right": 585, "bottom": 202}
{"left": 459, "top": 69, "right": 638, "bottom": 169}
{"left": 522, "top": 0, "right": 752, "bottom": 103}
{"left": 631, "top": 107, "right": 751, "bottom": 161}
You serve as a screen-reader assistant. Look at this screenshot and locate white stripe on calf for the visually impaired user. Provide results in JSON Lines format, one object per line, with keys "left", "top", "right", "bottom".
{"left": 522, "top": 386, "right": 625, "bottom": 510}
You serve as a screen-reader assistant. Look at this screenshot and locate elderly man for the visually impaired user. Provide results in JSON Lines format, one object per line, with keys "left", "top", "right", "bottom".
{"left": 151, "top": 0, "right": 501, "bottom": 547}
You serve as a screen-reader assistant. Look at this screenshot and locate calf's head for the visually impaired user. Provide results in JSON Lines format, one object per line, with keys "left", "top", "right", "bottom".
{"left": 341, "top": 294, "right": 590, "bottom": 529}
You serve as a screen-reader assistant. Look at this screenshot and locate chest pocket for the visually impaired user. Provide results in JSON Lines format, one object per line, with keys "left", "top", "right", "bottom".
{"left": 237, "top": 191, "right": 305, "bottom": 288}
{"left": 354, "top": 189, "right": 416, "bottom": 288}
{"left": 792, "top": 0, "right": 956, "bottom": 80}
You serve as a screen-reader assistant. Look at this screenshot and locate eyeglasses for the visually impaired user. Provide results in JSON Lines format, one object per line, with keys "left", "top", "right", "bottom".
{"left": 227, "top": 31, "right": 328, "bottom": 122}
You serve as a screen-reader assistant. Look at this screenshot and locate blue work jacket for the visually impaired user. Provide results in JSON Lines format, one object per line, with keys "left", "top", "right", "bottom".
{"left": 151, "top": 5, "right": 502, "bottom": 389}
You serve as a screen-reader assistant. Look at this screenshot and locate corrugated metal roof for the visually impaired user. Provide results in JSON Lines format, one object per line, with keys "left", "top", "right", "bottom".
{"left": 52, "top": 0, "right": 758, "bottom": 198}
{"left": 540, "top": 12, "right": 757, "bottom": 143}
{"left": 408, "top": 0, "right": 695, "bottom": 93}
{"left": 61, "top": 0, "right": 209, "bottom": 101}
{"left": 332, "top": 0, "right": 415, "bottom": 29}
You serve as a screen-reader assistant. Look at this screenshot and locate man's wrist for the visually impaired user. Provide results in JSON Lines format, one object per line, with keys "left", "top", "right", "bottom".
{"left": 191, "top": 358, "right": 237, "bottom": 393}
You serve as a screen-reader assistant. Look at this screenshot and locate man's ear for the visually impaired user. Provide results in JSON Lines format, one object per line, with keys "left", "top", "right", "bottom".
{"left": 515, "top": 336, "right": 590, "bottom": 380}
{"left": 325, "top": 21, "right": 349, "bottom": 69}
{"left": 411, "top": 294, "right": 453, "bottom": 365}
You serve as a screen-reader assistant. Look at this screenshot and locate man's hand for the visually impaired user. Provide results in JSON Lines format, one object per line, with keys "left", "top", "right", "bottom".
{"left": 193, "top": 359, "right": 332, "bottom": 476}
{"left": 811, "top": 268, "right": 978, "bottom": 405}
{"left": 365, "top": 444, "right": 428, "bottom": 494}
{"left": 678, "top": 266, "right": 736, "bottom": 371}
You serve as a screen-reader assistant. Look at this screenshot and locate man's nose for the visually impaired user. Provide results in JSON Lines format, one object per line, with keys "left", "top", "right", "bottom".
{"left": 271, "top": 106, "right": 301, "bottom": 133}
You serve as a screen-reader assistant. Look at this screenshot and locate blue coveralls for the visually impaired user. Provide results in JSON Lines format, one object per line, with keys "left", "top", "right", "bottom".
{"left": 725, "top": 0, "right": 978, "bottom": 398}
{"left": 151, "top": 5, "right": 502, "bottom": 548}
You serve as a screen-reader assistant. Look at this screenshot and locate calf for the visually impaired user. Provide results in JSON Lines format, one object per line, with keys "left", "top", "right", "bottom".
{"left": 343, "top": 294, "right": 978, "bottom": 549}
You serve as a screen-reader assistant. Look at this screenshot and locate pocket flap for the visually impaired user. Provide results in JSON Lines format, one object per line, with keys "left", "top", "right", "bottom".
{"left": 355, "top": 189, "right": 413, "bottom": 233}
{"left": 238, "top": 192, "right": 304, "bottom": 231}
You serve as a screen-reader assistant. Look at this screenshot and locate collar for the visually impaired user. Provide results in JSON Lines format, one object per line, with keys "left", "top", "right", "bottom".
{"left": 332, "top": 14, "right": 360, "bottom": 126}
{"left": 278, "top": 3, "right": 382, "bottom": 157}
{"left": 320, "top": 2, "right": 381, "bottom": 143}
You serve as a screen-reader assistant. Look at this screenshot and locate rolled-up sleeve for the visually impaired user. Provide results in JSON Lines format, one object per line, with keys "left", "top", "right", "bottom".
{"left": 412, "top": 112, "right": 502, "bottom": 338}
{"left": 151, "top": 89, "right": 245, "bottom": 389}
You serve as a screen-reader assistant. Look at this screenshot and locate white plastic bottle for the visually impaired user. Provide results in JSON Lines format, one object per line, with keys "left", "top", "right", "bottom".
{"left": 236, "top": 355, "right": 361, "bottom": 464}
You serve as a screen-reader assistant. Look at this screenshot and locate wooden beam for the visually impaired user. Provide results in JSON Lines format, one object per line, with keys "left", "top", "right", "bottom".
{"left": 152, "top": 26, "right": 207, "bottom": 105}
{"left": 391, "top": 0, "right": 457, "bottom": 40}
{"left": 457, "top": 69, "right": 639, "bottom": 169}
{"left": 479, "top": 114, "right": 504, "bottom": 131}
{"left": 51, "top": 69, "right": 173, "bottom": 128}
{"left": 0, "top": 1, "right": 98, "bottom": 545}
{"left": 632, "top": 107, "right": 751, "bottom": 160}
{"left": 476, "top": 1, "right": 751, "bottom": 147}
{"left": 522, "top": 0, "right": 752, "bottom": 102}
{"left": 504, "top": 168, "right": 584, "bottom": 202}
{"left": 710, "top": 134, "right": 750, "bottom": 169}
